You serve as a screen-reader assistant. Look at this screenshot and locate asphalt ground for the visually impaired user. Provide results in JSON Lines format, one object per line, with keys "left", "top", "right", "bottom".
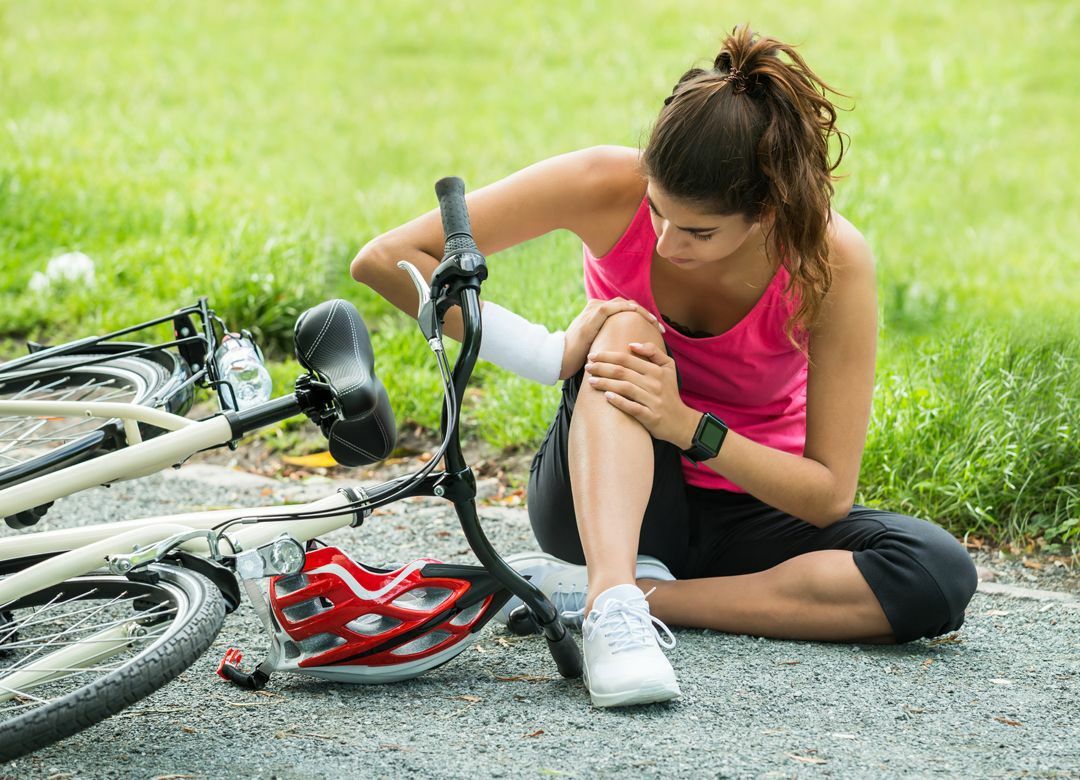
{"left": 4, "top": 466, "right": 1078, "bottom": 779}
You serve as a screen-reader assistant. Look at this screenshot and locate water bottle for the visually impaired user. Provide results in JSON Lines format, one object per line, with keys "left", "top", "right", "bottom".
{"left": 214, "top": 332, "right": 272, "bottom": 410}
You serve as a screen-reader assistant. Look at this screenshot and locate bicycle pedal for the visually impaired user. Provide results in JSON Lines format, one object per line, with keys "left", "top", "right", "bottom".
{"left": 216, "top": 647, "right": 271, "bottom": 690}
{"left": 216, "top": 647, "right": 244, "bottom": 679}
{"left": 507, "top": 604, "right": 541, "bottom": 636}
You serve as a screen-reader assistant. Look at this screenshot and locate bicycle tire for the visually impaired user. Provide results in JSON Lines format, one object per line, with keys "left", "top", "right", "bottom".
{"left": 0, "top": 563, "right": 225, "bottom": 763}
{"left": 0, "top": 350, "right": 186, "bottom": 492}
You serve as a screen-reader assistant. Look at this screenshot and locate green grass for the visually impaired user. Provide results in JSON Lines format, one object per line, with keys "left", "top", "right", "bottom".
{"left": 861, "top": 328, "right": 1077, "bottom": 549}
{"left": 1, "top": 1, "right": 1077, "bottom": 547}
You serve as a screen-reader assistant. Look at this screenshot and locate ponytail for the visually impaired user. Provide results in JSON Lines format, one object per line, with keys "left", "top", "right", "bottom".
{"left": 642, "top": 25, "right": 848, "bottom": 346}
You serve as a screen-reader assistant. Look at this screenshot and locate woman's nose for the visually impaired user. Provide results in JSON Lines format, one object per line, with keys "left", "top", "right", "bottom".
{"left": 655, "top": 222, "right": 682, "bottom": 257}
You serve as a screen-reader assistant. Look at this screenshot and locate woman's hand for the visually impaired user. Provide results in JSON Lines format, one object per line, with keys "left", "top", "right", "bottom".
{"left": 584, "top": 341, "right": 699, "bottom": 449}
{"left": 560, "top": 298, "right": 665, "bottom": 380}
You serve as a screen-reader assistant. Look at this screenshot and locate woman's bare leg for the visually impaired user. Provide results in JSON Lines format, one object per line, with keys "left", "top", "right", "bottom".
{"left": 569, "top": 312, "right": 665, "bottom": 611}
{"left": 642, "top": 549, "right": 896, "bottom": 643}
{"left": 564, "top": 313, "right": 893, "bottom": 642}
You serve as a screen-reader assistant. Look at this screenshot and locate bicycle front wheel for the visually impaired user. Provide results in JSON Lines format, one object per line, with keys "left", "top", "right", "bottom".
{"left": 0, "top": 353, "right": 178, "bottom": 491}
{"left": 0, "top": 564, "right": 225, "bottom": 763}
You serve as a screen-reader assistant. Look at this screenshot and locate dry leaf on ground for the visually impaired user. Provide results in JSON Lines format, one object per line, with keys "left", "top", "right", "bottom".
{"left": 281, "top": 451, "right": 338, "bottom": 468}
{"left": 494, "top": 674, "right": 556, "bottom": 682}
{"left": 928, "top": 633, "right": 962, "bottom": 646}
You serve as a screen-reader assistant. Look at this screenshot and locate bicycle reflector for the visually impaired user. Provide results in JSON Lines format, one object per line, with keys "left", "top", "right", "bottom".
{"left": 238, "top": 546, "right": 510, "bottom": 684}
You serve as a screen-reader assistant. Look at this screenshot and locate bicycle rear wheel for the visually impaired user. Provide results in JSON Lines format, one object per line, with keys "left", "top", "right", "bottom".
{"left": 0, "top": 352, "right": 182, "bottom": 492}
{"left": 0, "top": 563, "right": 225, "bottom": 763}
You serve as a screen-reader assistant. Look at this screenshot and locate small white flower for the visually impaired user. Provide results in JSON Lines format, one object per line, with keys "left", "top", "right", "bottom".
{"left": 29, "top": 251, "right": 96, "bottom": 292}
{"left": 28, "top": 271, "right": 50, "bottom": 293}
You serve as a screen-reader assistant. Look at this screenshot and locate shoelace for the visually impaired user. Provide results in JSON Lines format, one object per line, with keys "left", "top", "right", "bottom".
{"left": 586, "top": 588, "right": 676, "bottom": 654}
{"left": 550, "top": 580, "right": 586, "bottom": 628}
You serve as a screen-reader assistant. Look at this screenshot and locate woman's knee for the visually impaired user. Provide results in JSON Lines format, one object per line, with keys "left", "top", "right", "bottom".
{"left": 590, "top": 309, "right": 665, "bottom": 352}
{"left": 920, "top": 523, "right": 978, "bottom": 629}
{"left": 854, "top": 514, "right": 978, "bottom": 643}
{"left": 574, "top": 311, "right": 667, "bottom": 419}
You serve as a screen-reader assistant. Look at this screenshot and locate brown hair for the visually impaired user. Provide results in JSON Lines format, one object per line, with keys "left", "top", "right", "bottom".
{"left": 641, "top": 25, "right": 847, "bottom": 345}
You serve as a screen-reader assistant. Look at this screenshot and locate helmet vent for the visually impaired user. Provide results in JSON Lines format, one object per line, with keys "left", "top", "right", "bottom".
{"left": 345, "top": 613, "right": 402, "bottom": 637}
{"left": 392, "top": 587, "right": 453, "bottom": 611}
{"left": 448, "top": 600, "right": 485, "bottom": 627}
{"left": 274, "top": 574, "right": 310, "bottom": 597}
{"left": 391, "top": 630, "right": 453, "bottom": 656}
{"left": 282, "top": 597, "right": 334, "bottom": 623}
{"left": 299, "top": 632, "right": 347, "bottom": 655}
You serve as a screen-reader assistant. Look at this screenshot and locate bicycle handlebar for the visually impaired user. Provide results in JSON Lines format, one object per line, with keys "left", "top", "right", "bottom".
{"left": 430, "top": 177, "right": 582, "bottom": 680}
{"left": 434, "top": 176, "right": 479, "bottom": 255}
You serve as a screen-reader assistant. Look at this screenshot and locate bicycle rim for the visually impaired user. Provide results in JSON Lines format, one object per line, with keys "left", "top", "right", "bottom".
{"left": 0, "top": 564, "right": 225, "bottom": 762}
{"left": 0, "top": 355, "right": 170, "bottom": 485}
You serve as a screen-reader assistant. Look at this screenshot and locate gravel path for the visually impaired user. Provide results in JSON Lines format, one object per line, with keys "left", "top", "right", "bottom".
{"left": 5, "top": 466, "right": 1078, "bottom": 779}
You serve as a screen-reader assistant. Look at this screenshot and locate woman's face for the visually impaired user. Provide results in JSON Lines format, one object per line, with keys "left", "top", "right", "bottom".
{"left": 646, "top": 182, "right": 758, "bottom": 270}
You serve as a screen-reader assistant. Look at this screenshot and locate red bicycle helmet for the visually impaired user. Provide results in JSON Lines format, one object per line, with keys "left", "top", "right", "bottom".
{"left": 235, "top": 545, "right": 510, "bottom": 684}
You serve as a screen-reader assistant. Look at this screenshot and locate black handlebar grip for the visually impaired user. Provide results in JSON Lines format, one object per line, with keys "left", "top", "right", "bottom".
{"left": 434, "top": 176, "right": 478, "bottom": 254}
{"left": 545, "top": 627, "right": 584, "bottom": 679}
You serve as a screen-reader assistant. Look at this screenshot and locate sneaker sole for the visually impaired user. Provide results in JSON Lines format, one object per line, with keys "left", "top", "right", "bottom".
{"left": 583, "top": 667, "right": 682, "bottom": 708}
{"left": 503, "top": 551, "right": 575, "bottom": 569}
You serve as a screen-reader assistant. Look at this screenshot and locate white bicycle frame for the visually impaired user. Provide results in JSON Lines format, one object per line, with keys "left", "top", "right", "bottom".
{"left": 0, "top": 401, "right": 360, "bottom": 699}
{"left": 0, "top": 400, "right": 207, "bottom": 515}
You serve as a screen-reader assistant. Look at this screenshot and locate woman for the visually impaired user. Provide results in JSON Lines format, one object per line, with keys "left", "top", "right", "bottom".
{"left": 351, "top": 26, "right": 978, "bottom": 709}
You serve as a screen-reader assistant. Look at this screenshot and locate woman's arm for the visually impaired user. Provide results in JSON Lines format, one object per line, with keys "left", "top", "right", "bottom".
{"left": 350, "top": 145, "right": 644, "bottom": 342}
{"left": 687, "top": 218, "right": 878, "bottom": 527}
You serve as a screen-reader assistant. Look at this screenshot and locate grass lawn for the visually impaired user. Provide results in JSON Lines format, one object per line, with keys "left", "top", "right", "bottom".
{"left": 1, "top": 1, "right": 1076, "bottom": 549}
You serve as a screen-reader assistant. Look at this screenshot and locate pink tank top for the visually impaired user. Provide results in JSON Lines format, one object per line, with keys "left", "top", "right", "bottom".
{"left": 582, "top": 197, "right": 808, "bottom": 492}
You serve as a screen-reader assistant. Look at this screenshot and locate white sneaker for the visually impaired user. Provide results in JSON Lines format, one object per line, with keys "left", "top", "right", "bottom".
{"left": 494, "top": 552, "right": 589, "bottom": 628}
{"left": 494, "top": 553, "right": 675, "bottom": 630}
{"left": 582, "top": 584, "right": 681, "bottom": 708}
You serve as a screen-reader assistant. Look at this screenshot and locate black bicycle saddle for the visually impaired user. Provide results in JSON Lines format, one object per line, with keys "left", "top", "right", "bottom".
{"left": 293, "top": 299, "right": 396, "bottom": 466}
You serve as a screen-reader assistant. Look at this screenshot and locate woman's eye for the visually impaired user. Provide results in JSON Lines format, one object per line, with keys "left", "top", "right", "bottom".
{"left": 690, "top": 232, "right": 714, "bottom": 242}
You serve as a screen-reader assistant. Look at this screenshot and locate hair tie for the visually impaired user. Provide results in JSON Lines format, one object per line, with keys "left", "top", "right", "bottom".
{"left": 724, "top": 67, "right": 749, "bottom": 94}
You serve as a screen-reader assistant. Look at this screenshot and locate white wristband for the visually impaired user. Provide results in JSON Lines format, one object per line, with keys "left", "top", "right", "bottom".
{"left": 477, "top": 302, "right": 566, "bottom": 385}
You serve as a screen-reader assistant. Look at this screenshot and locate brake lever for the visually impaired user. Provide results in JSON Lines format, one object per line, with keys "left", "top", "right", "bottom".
{"left": 397, "top": 261, "right": 443, "bottom": 349}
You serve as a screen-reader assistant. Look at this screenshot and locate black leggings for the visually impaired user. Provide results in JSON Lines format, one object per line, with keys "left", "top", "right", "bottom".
{"left": 526, "top": 368, "right": 979, "bottom": 645}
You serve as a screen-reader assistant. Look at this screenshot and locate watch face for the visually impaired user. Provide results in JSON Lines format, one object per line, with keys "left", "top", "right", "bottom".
{"left": 699, "top": 417, "right": 727, "bottom": 451}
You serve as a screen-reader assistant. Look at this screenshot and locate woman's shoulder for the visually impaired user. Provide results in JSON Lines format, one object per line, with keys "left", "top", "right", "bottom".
{"left": 808, "top": 211, "right": 876, "bottom": 337}
{"left": 826, "top": 211, "right": 874, "bottom": 276}
{"left": 567, "top": 146, "right": 649, "bottom": 254}
{"left": 825, "top": 210, "right": 876, "bottom": 269}
{"left": 575, "top": 145, "right": 646, "bottom": 193}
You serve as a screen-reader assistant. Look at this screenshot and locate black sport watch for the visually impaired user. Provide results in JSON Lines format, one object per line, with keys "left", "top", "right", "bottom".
{"left": 681, "top": 412, "right": 728, "bottom": 465}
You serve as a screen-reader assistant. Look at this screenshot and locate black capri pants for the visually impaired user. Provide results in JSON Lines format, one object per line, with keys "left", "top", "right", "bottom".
{"left": 526, "top": 367, "right": 979, "bottom": 645}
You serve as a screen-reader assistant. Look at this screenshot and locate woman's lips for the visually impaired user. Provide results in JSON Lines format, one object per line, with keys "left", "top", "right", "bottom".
{"left": 668, "top": 256, "right": 693, "bottom": 265}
